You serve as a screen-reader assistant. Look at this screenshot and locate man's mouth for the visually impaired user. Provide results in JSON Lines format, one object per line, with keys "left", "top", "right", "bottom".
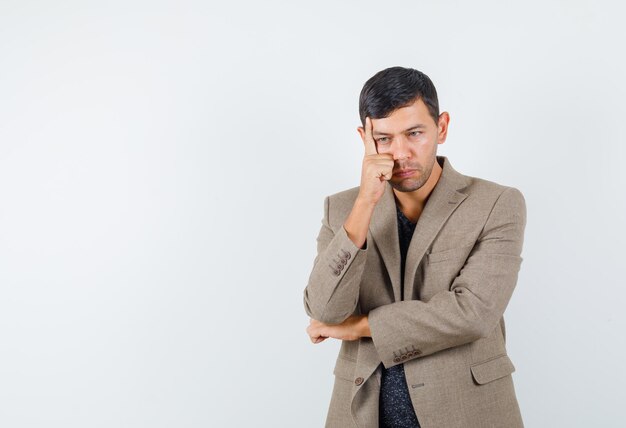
{"left": 394, "top": 169, "right": 416, "bottom": 177}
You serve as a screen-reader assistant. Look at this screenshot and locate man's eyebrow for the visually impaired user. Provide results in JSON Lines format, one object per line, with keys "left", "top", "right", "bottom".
{"left": 373, "top": 124, "right": 427, "bottom": 136}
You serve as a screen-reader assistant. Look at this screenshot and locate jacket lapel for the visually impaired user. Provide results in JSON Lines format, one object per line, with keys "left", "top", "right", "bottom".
{"left": 367, "top": 180, "right": 402, "bottom": 302}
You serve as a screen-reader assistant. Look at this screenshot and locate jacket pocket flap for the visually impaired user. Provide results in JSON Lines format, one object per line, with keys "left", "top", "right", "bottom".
{"left": 333, "top": 356, "right": 356, "bottom": 381}
{"left": 470, "top": 354, "right": 516, "bottom": 385}
{"left": 427, "top": 244, "right": 473, "bottom": 263}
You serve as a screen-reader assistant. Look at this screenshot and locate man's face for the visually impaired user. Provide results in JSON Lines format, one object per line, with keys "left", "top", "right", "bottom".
{"left": 359, "top": 97, "right": 449, "bottom": 193}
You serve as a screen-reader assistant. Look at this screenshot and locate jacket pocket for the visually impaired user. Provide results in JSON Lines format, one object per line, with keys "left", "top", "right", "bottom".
{"left": 470, "top": 354, "right": 516, "bottom": 385}
{"left": 333, "top": 356, "right": 357, "bottom": 381}
{"left": 427, "top": 243, "right": 474, "bottom": 264}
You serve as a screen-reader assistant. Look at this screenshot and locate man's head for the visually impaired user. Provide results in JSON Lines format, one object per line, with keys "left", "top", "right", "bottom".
{"left": 357, "top": 66, "right": 450, "bottom": 193}
{"left": 358, "top": 66, "right": 440, "bottom": 127}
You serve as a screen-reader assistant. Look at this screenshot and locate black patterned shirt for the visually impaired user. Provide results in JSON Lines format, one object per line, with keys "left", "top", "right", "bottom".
{"left": 378, "top": 203, "right": 422, "bottom": 428}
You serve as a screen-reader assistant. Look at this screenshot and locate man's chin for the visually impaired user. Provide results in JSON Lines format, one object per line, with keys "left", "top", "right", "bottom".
{"left": 390, "top": 178, "right": 425, "bottom": 193}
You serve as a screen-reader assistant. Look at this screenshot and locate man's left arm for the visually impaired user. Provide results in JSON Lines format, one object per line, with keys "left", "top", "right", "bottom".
{"left": 366, "top": 187, "right": 527, "bottom": 368}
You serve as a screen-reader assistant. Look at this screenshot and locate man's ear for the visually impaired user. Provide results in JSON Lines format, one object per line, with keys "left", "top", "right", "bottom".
{"left": 437, "top": 112, "right": 450, "bottom": 143}
{"left": 356, "top": 126, "right": 365, "bottom": 142}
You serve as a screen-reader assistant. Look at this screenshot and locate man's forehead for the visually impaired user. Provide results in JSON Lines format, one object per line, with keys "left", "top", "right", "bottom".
{"left": 372, "top": 122, "right": 427, "bottom": 136}
{"left": 371, "top": 99, "right": 432, "bottom": 135}
{"left": 372, "top": 117, "right": 430, "bottom": 136}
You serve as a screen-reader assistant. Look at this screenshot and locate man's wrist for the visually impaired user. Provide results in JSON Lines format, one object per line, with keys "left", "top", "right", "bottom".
{"left": 360, "top": 315, "right": 371, "bottom": 338}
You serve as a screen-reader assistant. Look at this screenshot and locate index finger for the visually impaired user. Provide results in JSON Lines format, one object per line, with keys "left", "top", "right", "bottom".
{"left": 363, "top": 116, "right": 378, "bottom": 156}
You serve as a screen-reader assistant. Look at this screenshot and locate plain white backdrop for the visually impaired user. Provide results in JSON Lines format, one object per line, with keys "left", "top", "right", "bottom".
{"left": 1, "top": 0, "right": 625, "bottom": 426}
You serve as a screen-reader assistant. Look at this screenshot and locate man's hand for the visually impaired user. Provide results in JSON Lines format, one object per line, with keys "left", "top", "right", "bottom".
{"left": 356, "top": 116, "right": 394, "bottom": 206}
{"left": 306, "top": 315, "right": 371, "bottom": 344}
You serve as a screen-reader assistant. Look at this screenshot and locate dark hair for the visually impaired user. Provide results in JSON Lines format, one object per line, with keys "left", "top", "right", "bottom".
{"left": 358, "top": 66, "right": 440, "bottom": 127}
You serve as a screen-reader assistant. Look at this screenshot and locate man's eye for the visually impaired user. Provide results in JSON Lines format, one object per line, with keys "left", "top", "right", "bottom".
{"left": 376, "top": 137, "right": 389, "bottom": 143}
{"left": 409, "top": 131, "right": 421, "bottom": 136}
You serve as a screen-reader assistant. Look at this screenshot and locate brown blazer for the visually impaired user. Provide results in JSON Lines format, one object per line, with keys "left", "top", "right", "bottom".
{"left": 303, "top": 155, "right": 527, "bottom": 428}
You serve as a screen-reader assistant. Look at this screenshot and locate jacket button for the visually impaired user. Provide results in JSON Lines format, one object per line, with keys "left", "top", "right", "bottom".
{"left": 333, "top": 269, "right": 341, "bottom": 276}
{"left": 355, "top": 377, "right": 364, "bottom": 386}
{"left": 415, "top": 349, "right": 422, "bottom": 355}
{"left": 393, "top": 357, "right": 401, "bottom": 363}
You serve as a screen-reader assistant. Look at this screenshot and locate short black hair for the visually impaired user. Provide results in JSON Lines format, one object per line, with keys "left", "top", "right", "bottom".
{"left": 358, "top": 66, "right": 440, "bottom": 127}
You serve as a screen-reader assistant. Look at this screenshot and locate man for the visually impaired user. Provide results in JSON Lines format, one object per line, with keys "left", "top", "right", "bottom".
{"left": 303, "top": 66, "right": 527, "bottom": 428}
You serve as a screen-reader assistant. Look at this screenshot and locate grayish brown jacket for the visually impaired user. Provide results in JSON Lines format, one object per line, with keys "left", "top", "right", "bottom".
{"left": 304, "top": 155, "right": 526, "bottom": 428}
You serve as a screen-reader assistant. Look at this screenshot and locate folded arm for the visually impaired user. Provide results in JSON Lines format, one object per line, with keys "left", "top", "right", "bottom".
{"left": 368, "top": 187, "right": 527, "bottom": 368}
{"left": 303, "top": 196, "right": 369, "bottom": 324}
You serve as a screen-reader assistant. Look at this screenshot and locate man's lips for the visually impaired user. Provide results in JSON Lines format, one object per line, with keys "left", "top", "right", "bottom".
{"left": 394, "top": 169, "right": 416, "bottom": 177}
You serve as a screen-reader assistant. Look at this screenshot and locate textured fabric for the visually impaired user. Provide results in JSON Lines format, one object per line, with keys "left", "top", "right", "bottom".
{"left": 304, "top": 156, "right": 526, "bottom": 428}
{"left": 378, "top": 206, "right": 421, "bottom": 428}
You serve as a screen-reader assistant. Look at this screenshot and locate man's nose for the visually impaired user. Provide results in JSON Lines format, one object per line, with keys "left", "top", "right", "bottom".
{"left": 392, "top": 136, "right": 411, "bottom": 160}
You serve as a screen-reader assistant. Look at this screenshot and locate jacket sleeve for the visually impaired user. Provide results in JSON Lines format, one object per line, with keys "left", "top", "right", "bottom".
{"left": 368, "top": 187, "right": 527, "bottom": 368}
{"left": 303, "top": 195, "right": 369, "bottom": 324}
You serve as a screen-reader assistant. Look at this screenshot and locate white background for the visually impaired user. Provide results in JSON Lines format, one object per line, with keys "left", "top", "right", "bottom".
{"left": 1, "top": 0, "right": 625, "bottom": 427}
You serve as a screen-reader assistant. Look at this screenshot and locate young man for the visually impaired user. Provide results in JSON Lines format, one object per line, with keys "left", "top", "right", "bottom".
{"left": 303, "top": 67, "right": 527, "bottom": 428}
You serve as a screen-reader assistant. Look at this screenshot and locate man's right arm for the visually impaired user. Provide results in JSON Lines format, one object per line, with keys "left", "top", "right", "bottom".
{"left": 304, "top": 116, "right": 391, "bottom": 325}
{"left": 303, "top": 195, "right": 371, "bottom": 325}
